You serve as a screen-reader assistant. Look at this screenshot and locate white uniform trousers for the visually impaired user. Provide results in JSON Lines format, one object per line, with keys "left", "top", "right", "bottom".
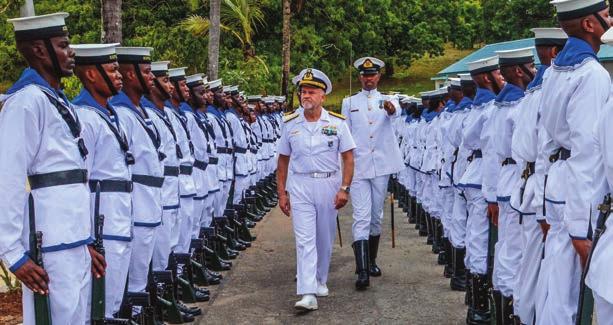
{"left": 492, "top": 201, "right": 522, "bottom": 296}
{"left": 415, "top": 173, "right": 425, "bottom": 204}
{"left": 216, "top": 180, "right": 231, "bottom": 218}
{"left": 515, "top": 216, "right": 544, "bottom": 323}
{"left": 22, "top": 245, "right": 91, "bottom": 325}
{"left": 440, "top": 187, "right": 454, "bottom": 238}
{"left": 152, "top": 209, "right": 179, "bottom": 271}
{"left": 350, "top": 174, "right": 390, "bottom": 241}
{"left": 407, "top": 168, "right": 417, "bottom": 196}
{"left": 289, "top": 174, "right": 339, "bottom": 295}
{"left": 464, "top": 188, "right": 489, "bottom": 275}
{"left": 128, "top": 225, "right": 157, "bottom": 292}
{"left": 192, "top": 196, "right": 206, "bottom": 239}
{"left": 232, "top": 175, "right": 250, "bottom": 205}
{"left": 201, "top": 193, "right": 217, "bottom": 227}
{"left": 595, "top": 292, "right": 613, "bottom": 325}
{"left": 450, "top": 189, "right": 467, "bottom": 249}
{"left": 175, "top": 197, "right": 195, "bottom": 253}
{"left": 534, "top": 221, "right": 581, "bottom": 324}
{"left": 103, "top": 240, "right": 132, "bottom": 317}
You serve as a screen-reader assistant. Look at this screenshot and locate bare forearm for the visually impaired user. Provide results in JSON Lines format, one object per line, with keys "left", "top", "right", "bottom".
{"left": 341, "top": 150, "right": 354, "bottom": 187}
{"left": 277, "top": 154, "right": 290, "bottom": 196}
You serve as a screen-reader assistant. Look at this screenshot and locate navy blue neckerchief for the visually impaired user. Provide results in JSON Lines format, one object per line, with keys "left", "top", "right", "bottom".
{"left": 495, "top": 83, "right": 525, "bottom": 104}
{"left": 455, "top": 96, "right": 473, "bottom": 112}
{"left": 226, "top": 107, "right": 239, "bottom": 118}
{"left": 404, "top": 115, "right": 412, "bottom": 123}
{"left": 473, "top": 88, "right": 496, "bottom": 107}
{"left": 445, "top": 102, "right": 456, "bottom": 112}
{"left": 110, "top": 91, "right": 149, "bottom": 118}
{"left": 527, "top": 65, "right": 549, "bottom": 90}
{"left": 554, "top": 37, "right": 598, "bottom": 67}
{"left": 6, "top": 68, "right": 66, "bottom": 100}
{"left": 208, "top": 105, "right": 225, "bottom": 120}
{"left": 73, "top": 88, "right": 121, "bottom": 129}
{"left": 179, "top": 102, "right": 193, "bottom": 115}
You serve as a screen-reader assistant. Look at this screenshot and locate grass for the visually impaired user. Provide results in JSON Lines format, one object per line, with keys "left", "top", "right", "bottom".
{"left": 321, "top": 44, "right": 475, "bottom": 111}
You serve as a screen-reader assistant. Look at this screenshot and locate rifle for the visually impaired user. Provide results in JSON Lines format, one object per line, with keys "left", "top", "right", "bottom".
{"left": 91, "top": 182, "right": 106, "bottom": 324}
{"left": 28, "top": 194, "right": 52, "bottom": 325}
{"left": 576, "top": 194, "right": 611, "bottom": 325}
{"left": 336, "top": 215, "right": 343, "bottom": 247}
{"left": 391, "top": 193, "right": 396, "bottom": 248}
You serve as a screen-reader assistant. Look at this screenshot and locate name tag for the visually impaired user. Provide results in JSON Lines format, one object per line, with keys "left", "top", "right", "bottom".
{"left": 322, "top": 125, "right": 337, "bottom": 136}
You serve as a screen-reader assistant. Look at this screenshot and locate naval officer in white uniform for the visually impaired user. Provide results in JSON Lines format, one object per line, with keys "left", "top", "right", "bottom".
{"left": 277, "top": 68, "right": 356, "bottom": 312}
{"left": 341, "top": 57, "right": 403, "bottom": 290}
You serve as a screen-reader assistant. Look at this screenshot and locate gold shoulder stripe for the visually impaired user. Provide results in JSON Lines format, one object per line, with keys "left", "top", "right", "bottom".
{"left": 283, "top": 109, "right": 296, "bottom": 116}
{"left": 283, "top": 113, "right": 299, "bottom": 123}
{"left": 329, "top": 111, "right": 346, "bottom": 120}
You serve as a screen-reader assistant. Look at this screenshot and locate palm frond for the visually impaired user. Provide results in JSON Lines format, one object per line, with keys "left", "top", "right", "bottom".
{"left": 181, "top": 15, "right": 211, "bottom": 36}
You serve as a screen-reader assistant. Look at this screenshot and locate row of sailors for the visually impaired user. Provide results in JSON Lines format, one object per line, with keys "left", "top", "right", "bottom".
{"left": 0, "top": 12, "right": 283, "bottom": 324}
{"left": 393, "top": 1, "right": 613, "bottom": 324}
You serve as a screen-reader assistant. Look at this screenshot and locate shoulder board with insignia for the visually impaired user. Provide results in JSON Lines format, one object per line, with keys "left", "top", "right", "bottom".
{"left": 329, "top": 111, "right": 346, "bottom": 120}
{"left": 283, "top": 112, "right": 299, "bottom": 123}
{"left": 283, "top": 109, "right": 296, "bottom": 116}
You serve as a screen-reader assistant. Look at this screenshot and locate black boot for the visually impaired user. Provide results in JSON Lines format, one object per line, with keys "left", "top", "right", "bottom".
{"left": 408, "top": 196, "right": 416, "bottom": 224}
{"left": 450, "top": 247, "right": 466, "bottom": 291}
{"left": 502, "top": 295, "right": 515, "bottom": 325}
{"left": 368, "top": 235, "right": 382, "bottom": 277}
{"left": 425, "top": 213, "right": 434, "bottom": 245}
{"left": 443, "top": 238, "right": 453, "bottom": 278}
{"left": 438, "top": 236, "right": 447, "bottom": 266}
{"left": 415, "top": 202, "right": 422, "bottom": 230}
{"left": 352, "top": 240, "right": 370, "bottom": 290}
{"left": 492, "top": 289, "right": 503, "bottom": 325}
{"left": 431, "top": 219, "right": 440, "bottom": 253}
{"left": 465, "top": 271, "right": 473, "bottom": 306}
{"left": 467, "top": 273, "right": 491, "bottom": 325}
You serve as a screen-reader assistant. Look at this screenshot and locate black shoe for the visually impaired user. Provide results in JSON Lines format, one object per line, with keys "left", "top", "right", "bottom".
{"left": 177, "top": 301, "right": 201, "bottom": 316}
{"left": 353, "top": 240, "right": 370, "bottom": 290}
{"left": 467, "top": 273, "right": 491, "bottom": 325}
{"left": 465, "top": 271, "right": 473, "bottom": 306}
{"left": 193, "top": 287, "right": 210, "bottom": 302}
{"left": 368, "top": 235, "right": 382, "bottom": 277}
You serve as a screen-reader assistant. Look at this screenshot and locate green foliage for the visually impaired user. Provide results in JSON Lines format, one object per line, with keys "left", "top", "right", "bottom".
{"left": 0, "top": 0, "right": 560, "bottom": 96}
{"left": 0, "top": 261, "right": 20, "bottom": 292}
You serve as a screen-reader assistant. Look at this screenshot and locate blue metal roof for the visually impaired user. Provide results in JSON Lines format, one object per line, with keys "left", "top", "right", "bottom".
{"left": 435, "top": 38, "right": 613, "bottom": 79}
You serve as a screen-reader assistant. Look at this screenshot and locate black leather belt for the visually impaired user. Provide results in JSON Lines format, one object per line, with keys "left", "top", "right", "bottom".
{"left": 28, "top": 169, "right": 88, "bottom": 190}
{"left": 468, "top": 149, "right": 482, "bottom": 162}
{"left": 502, "top": 158, "right": 517, "bottom": 166}
{"left": 549, "top": 147, "right": 571, "bottom": 163}
{"left": 250, "top": 149, "right": 257, "bottom": 154}
{"left": 180, "top": 165, "right": 193, "bottom": 175}
{"left": 262, "top": 139, "right": 273, "bottom": 143}
{"left": 194, "top": 160, "right": 208, "bottom": 171}
{"left": 217, "top": 147, "right": 233, "bottom": 154}
{"left": 234, "top": 147, "right": 247, "bottom": 154}
{"left": 131, "top": 174, "right": 164, "bottom": 188}
{"left": 88, "top": 179, "right": 133, "bottom": 193}
{"left": 208, "top": 157, "right": 219, "bottom": 165}
{"left": 522, "top": 161, "right": 535, "bottom": 180}
{"left": 164, "top": 166, "right": 180, "bottom": 177}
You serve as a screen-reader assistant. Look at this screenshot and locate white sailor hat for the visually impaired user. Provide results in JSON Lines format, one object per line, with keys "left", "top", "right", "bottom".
{"left": 602, "top": 27, "right": 613, "bottom": 44}
{"left": 495, "top": 47, "right": 535, "bottom": 67}
{"left": 239, "top": 91, "right": 245, "bottom": 98}
{"left": 400, "top": 96, "right": 412, "bottom": 104}
{"left": 291, "top": 74, "right": 302, "bottom": 86}
{"left": 296, "top": 68, "right": 333, "bottom": 94}
{"left": 419, "top": 90, "right": 435, "bottom": 100}
{"left": 551, "top": 0, "right": 607, "bottom": 20}
{"left": 229, "top": 86, "right": 240, "bottom": 95}
{"left": 276, "top": 96, "right": 286, "bottom": 102}
{"left": 116, "top": 47, "right": 153, "bottom": 64}
{"left": 531, "top": 28, "right": 568, "bottom": 46}
{"left": 468, "top": 56, "right": 499, "bottom": 75}
{"left": 263, "top": 96, "right": 275, "bottom": 104}
{"left": 353, "top": 57, "right": 385, "bottom": 75}
{"left": 151, "top": 61, "right": 170, "bottom": 77}
{"left": 434, "top": 87, "right": 448, "bottom": 97}
{"left": 208, "top": 78, "right": 223, "bottom": 91}
{"left": 72, "top": 43, "right": 119, "bottom": 66}
{"left": 247, "top": 95, "right": 262, "bottom": 102}
{"left": 459, "top": 73, "right": 475, "bottom": 87}
{"left": 449, "top": 78, "right": 462, "bottom": 90}
{"left": 169, "top": 67, "right": 187, "bottom": 82}
{"left": 9, "top": 12, "right": 69, "bottom": 41}
{"left": 186, "top": 73, "right": 206, "bottom": 88}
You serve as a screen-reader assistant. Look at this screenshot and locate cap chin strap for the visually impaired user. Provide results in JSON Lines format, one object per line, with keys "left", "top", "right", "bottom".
{"left": 487, "top": 71, "right": 501, "bottom": 94}
{"left": 132, "top": 63, "right": 150, "bottom": 95}
{"left": 94, "top": 64, "right": 118, "bottom": 96}
{"left": 43, "top": 39, "right": 63, "bottom": 80}
{"left": 173, "top": 81, "right": 185, "bottom": 102}
{"left": 153, "top": 78, "right": 171, "bottom": 100}
{"left": 519, "top": 64, "right": 535, "bottom": 82}
{"left": 594, "top": 13, "right": 610, "bottom": 35}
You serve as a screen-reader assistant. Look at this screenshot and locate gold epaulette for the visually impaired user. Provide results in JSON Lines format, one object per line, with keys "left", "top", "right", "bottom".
{"left": 329, "top": 111, "right": 346, "bottom": 120}
{"left": 283, "top": 112, "right": 299, "bottom": 123}
{"left": 283, "top": 109, "right": 295, "bottom": 116}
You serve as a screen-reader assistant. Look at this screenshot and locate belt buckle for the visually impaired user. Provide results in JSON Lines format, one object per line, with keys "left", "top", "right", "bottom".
{"left": 127, "top": 181, "right": 134, "bottom": 192}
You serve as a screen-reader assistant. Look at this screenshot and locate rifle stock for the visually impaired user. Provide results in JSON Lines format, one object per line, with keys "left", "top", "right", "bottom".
{"left": 28, "top": 195, "right": 52, "bottom": 325}
{"left": 91, "top": 182, "right": 106, "bottom": 323}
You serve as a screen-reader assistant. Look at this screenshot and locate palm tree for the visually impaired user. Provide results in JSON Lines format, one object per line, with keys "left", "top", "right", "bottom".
{"left": 182, "top": 0, "right": 266, "bottom": 66}
{"left": 101, "top": 0, "right": 122, "bottom": 43}
{"left": 208, "top": 0, "right": 221, "bottom": 79}
{"left": 281, "top": 0, "right": 291, "bottom": 99}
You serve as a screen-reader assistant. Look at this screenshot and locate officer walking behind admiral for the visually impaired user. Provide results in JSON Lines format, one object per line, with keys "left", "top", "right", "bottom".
{"left": 277, "top": 68, "right": 356, "bottom": 311}
{"left": 341, "top": 57, "right": 403, "bottom": 290}
{"left": 0, "top": 12, "right": 103, "bottom": 325}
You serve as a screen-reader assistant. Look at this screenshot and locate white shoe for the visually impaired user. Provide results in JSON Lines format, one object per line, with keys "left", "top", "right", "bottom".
{"left": 316, "top": 283, "right": 329, "bottom": 297}
{"left": 294, "top": 294, "right": 318, "bottom": 311}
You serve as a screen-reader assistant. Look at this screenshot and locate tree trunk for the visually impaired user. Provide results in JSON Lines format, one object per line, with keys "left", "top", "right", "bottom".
{"left": 101, "top": 0, "right": 122, "bottom": 43}
{"left": 208, "top": 0, "right": 221, "bottom": 80}
{"left": 281, "top": 0, "right": 291, "bottom": 103}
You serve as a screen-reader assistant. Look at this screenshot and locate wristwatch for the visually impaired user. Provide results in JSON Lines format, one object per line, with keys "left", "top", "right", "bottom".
{"left": 341, "top": 185, "right": 350, "bottom": 193}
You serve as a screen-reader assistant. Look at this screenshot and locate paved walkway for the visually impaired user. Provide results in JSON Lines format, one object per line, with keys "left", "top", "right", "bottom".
{"left": 193, "top": 198, "right": 465, "bottom": 324}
